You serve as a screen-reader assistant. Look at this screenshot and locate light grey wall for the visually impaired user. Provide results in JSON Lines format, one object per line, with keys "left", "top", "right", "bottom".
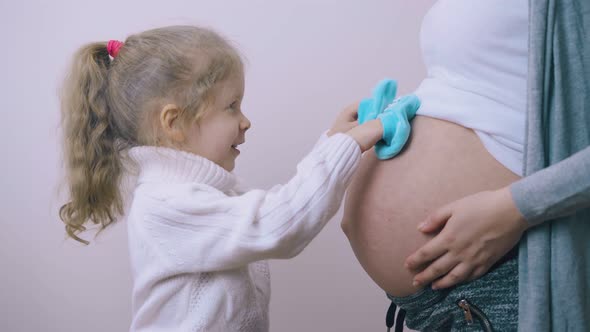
{"left": 0, "top": 1, "right": 435, "bottom": 331}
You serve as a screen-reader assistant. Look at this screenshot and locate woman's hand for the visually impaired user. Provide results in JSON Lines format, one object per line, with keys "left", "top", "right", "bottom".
{"left": 404, "top": 186, "right": 529, "bottom": 290}
{"left": 327, "top": 102, "right": 360, "bottom": 136}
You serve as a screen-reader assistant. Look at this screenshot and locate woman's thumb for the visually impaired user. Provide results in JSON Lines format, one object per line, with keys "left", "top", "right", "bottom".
{"left": 418, "top": 206, "right": 452, "bottom": 233}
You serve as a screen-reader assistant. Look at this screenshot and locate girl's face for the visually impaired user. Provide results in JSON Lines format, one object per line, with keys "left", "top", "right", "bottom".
{"left": 183, "top": 70, "right": 250, "bottom": 172}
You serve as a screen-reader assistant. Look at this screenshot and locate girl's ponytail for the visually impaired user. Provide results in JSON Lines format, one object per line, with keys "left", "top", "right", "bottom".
{"left": 59, "top": 43, "right": 123, "bottom": 244}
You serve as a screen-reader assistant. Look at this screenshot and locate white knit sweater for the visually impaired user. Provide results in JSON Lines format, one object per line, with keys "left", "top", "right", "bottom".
{"left": 125, "top": 133, "right": 361, "bottom": 331}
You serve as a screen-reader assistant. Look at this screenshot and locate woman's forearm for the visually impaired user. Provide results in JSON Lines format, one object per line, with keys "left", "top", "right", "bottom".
{"left": 510, "top": 146, "right": 590, "bottom": 226}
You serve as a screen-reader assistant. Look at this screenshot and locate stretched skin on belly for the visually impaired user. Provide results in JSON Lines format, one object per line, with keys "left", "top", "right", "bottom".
{"left": 341, "top": 116, "right": 520, "bottom": 297}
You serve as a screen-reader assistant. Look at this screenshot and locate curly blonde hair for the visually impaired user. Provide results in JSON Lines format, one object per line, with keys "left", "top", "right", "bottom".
{"left": 59, "top": 26, "right": 243, "bottom": 244}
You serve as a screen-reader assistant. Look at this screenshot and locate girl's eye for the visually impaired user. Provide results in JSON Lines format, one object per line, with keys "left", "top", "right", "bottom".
{"left": 228, "top": 101, "right": 238, "bottom": 111}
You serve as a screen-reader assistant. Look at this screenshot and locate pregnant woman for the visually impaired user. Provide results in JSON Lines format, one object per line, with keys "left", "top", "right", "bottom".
{"left": 342, "top": 0, "right": 590, "bottom": 331}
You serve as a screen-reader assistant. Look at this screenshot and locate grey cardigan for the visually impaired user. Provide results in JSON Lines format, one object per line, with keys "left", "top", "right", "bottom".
{"left": 511, "top": 0, "right": 590, "bottom": 330}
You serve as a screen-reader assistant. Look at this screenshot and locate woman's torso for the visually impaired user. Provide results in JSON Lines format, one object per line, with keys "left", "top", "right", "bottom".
{"left": 342, "top": 117, "right": 520, "bottom": 296}
{"left": 341, "top": 0, "right": 528, "bottom": 297}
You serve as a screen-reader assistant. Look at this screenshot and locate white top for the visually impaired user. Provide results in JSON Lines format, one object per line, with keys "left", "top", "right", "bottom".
{"left": 414, "top": 0, "right": 529, "bottom": 175}
{"left": 125, "top": 133, "right": 361, "bottom": 332}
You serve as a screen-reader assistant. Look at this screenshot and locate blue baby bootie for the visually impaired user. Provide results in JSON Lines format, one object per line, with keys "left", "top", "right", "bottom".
{"left": 375, "top": 94, "right": 421, "bottom": 160}
{"left": 357, "top": 79, "right": 421, "bottom": 160}
{"left": 358, "top": 79, "right": 397, "bottom": 125}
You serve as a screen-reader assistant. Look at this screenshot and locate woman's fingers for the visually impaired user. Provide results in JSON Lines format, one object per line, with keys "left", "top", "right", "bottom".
{"left": 418, "top": 205, "right": 453, "bottom": 233}
{"left": 411, "top": 253, "right": 458, "bottom": 287}
{"left": 431, "top": 263, "right": 474, "bottom": 290}
{"left": 405, "top": 235, "right": 448, "bottom": 272}
{"left": 467, "top": 265, "right": 490, "bottom": 283}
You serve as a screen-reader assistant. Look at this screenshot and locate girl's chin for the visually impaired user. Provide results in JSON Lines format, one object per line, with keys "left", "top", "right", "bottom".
{"left": 223, "top": 159, "right": 236, "bottom": 172}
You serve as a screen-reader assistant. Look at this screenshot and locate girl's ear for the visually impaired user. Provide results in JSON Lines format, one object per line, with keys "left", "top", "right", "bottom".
{"left": 159, "top": 104, "right": 186, "bottom": 143}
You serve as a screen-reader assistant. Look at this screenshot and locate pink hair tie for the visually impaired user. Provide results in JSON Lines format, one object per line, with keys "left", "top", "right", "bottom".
{"left": 107, "top": 40, "right": 124, "bottom": 58}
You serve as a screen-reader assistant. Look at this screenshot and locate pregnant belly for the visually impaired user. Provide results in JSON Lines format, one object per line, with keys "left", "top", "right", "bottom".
{"left": 341, "top": 115, "right": 520, "bottom": 297}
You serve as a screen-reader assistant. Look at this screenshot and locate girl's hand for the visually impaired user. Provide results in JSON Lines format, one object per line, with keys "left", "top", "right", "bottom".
{"left": 327, "top": 101, "right": 382, "bottom": 153}
{"left": 327, "top": 102, "right": 360, "bottom": 136}
{"left": 404, "top": 186, "right": 529, "bottom": 290}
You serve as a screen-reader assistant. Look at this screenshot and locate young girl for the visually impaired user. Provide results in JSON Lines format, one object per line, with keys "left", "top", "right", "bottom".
{"left": 59, "top": 25, "right": 413, "bottom": 331}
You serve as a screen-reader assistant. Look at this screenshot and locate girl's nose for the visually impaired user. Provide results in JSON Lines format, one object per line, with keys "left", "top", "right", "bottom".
{"left": 241, "top": 115, "right": 251, "bottom": 131}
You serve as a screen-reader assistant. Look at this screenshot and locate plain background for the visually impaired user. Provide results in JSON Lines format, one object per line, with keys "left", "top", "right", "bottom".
{"left": 0, "top": 1, "right": 436, "bottom": 331}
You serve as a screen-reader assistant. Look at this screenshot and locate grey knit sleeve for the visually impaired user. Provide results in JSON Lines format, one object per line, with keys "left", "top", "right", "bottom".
{"left": 510, "top": 146, "right": 590, "bottom": 226}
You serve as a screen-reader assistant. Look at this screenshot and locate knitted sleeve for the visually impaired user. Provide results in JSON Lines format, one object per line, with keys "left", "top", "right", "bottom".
{"left": 143, "top": 133, "right": 361, "bottom": 272}
{"left": 510, "top": 146, "right": 590, "bottom": 226}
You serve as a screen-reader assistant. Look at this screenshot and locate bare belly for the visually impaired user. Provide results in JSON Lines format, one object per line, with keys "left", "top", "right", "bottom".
{"left": 341, "top": 116, "right": 520, "bottom": 297}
